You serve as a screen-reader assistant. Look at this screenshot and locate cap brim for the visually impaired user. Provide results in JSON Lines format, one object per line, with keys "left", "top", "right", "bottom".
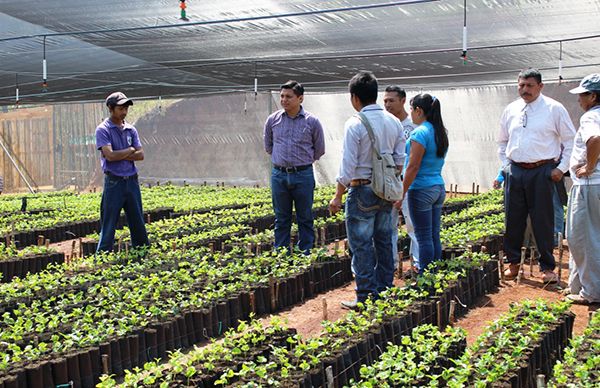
{"left": 569, "top": 86, "right": 588, "bottom": 94}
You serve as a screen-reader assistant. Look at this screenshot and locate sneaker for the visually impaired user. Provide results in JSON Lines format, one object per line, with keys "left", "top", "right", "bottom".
{"left": 340, "top": 300, "right": 362, "bottom": 310}
{"left": 542, "top": 271, "right": 558, "bottom": 284}
{"left": 504, "top": 264, "right": 522, "bottom": 280}
{"left": 566, "top": 294, "right": 590, "bottom": 305}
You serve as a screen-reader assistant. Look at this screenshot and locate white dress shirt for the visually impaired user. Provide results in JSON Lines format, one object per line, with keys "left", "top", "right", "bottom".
{"left": 336, "top": 104, "right": 406, "bottom": 187}
{"left": 498, "top": 94, "right": 576, "bottom": 172}
{"left": 570, "top": 105, "right": 600, "bottom": 185}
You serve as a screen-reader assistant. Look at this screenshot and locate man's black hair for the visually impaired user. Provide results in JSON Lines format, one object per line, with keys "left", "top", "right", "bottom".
{"left": 349, "top": 71, "right": 378, "bottom": 105}
{"left": 281, "top": 80, "right": 304, "bottom": 96}
{"left": 384, "top": 85, "right": 406, "bottom": 99}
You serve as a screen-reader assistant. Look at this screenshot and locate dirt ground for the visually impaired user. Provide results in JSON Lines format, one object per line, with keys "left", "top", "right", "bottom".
{"left": 259, "top": 246, "right": 597, "bottom": 344}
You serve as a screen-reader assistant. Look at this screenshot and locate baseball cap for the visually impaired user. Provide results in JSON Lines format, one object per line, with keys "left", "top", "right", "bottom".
{"left": 569, "top": 73, "right": 600, "bottom": 94}
{"left": 105, "top": 92, "right": 133, "bottom": 107}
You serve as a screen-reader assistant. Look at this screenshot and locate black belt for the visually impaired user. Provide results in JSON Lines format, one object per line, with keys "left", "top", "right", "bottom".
{"left": 105, "top": 172, "right": 138, "bottom": 180}
{"left": 273, "top": 164, "right": 311, "bottom": 173}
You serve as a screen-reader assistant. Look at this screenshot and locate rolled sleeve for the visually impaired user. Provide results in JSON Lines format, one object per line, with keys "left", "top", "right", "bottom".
{"left": 131, "top": 128, "right": 142, "bottom": 148}
{"left": 497, "top": 108, "right": 510, "bottom": 167}
{"left": 263, "top": 116, "right": 273, "bottom": 155}
{"left": 336, "top": 124, "right": 359, "bottom": 187}
{"left": 580, "top": 116, "right": 600, "bottom": 142}
{"left": 96, "top": 126, "right": 111, "bottom": 150}
{"left": 393, "top": 122, "right": 406, "bottom": 166}
{"left": 556, "top": 106, "right": 577, "bottom": 172}
{"left": 312, "top": 118, "right": 325, "bottom": 161}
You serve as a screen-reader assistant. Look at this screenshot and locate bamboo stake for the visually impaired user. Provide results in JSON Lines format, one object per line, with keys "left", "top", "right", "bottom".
{"left": 249, "top": 292, "right": 256, "bottom": 313}
{"left": 536, "top": 374, "right": 546, "bottom": 388}
{"left": 269, "top": 277, "right": 277, "bottom": 311}
{"left": 558, "top": 232, "right": 564, "bottom": 284}
{"left": 325, "top": 366, "right": 334, "bottom": 388}
{"left": 499, "top": 250, "right": 505, "bottom": 282}
{"left": 517, "top": 247, "right": 527, "bottom": 284}
{"left": 449, "top": 300, "right": 457, "bottom": 325}
{"left": 322, "top": 297, "right": 328, "bottom": 321}
{"left": 101, "top": 354, "right": 109, "bottom": 374}
{"left": 530, "top": 246, "right": 535, "bottom": 277}
{"left": 437, "top": 300, "right": 443, "bottom": 328}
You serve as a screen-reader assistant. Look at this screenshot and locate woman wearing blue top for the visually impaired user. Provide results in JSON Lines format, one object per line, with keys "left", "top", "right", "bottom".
{"left": 401, "top": 94, "right": 449, "bottom": 274}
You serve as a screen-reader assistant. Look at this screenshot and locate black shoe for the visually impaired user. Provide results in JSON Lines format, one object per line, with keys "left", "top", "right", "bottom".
{"left": 341, "top": 300, "right": 361, "bottom": 310}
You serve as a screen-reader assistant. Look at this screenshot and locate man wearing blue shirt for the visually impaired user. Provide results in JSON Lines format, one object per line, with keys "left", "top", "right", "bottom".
{"left": 330, "top": 72, "right": 405, "bottom": 309}
{"left": 95, "top": 92, "right": 149, "bottom": 253}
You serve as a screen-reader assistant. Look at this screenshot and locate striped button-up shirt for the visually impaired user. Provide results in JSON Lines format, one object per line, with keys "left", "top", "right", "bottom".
{"left": 264, "top": 107, "right": 325, "bottom": 167}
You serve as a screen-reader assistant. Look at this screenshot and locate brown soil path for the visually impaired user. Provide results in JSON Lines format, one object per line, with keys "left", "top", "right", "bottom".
{"left": 264, "top": 246, "right": 597, "bottom": 343}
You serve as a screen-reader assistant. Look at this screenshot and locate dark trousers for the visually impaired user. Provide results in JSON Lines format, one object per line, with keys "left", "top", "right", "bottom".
{"left": 504, "top": 163, "right": 555, "bottom": 271}
{"left": 96, "top": 175, "right": 149, "bottom": 252}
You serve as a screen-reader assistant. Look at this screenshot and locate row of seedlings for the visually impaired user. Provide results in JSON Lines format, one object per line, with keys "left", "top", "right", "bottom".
{"left": 443, "top": 299, "right": 574, "bottom": 387}
{"left": 548, "top": 311, "right": 599, "bottom": 388}
{"left": 0, "top": 246, "right": 352, "bottom": 388}
{"left": 109, "top": 252, "right": 498, "bottom": 387}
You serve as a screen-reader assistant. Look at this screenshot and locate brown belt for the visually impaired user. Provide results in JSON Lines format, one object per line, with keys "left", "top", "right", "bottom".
{"left": 349, "top": 179, "right": 371, "bottom": 187}
{"left": 512, "top": 159, "right": 555, "bottom": 169}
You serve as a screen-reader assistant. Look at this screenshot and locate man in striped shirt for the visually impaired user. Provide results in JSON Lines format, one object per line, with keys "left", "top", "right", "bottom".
{"left": 264, "top": 80, "right": 325, "bottom": 254}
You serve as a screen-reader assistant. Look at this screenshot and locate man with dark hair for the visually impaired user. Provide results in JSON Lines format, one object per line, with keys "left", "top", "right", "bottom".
{"left": 383, "top": 85, "right": 419, "bottom": 273}
{"left": 498, "top": 69, "right": 576, "bottom": 283}
{"left": 95, "top": 92, "right": 149, "bottom": 253}
{"left": 264, "top": 80, "right": 325, "bottom": 254}
{"left": 330, "top": 71, "right": 405, "bottom": 309}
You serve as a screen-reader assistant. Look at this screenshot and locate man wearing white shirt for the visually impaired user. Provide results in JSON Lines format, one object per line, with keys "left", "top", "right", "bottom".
{"left": 498, "top": 68, "right": 576, "bottom": 283}
{"left": 329, "top": 72, "right": 406, "bottom": 309}
{"left": 383, "top": 85, "right": 419, "bottom": 273}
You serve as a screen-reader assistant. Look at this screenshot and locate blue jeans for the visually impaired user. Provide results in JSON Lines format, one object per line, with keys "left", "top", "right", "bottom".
{"left": 271, "top": 167, "right": 315, "bottom": 254}
{"left": 97, "top": 175, "right": 149, "bottom": 252}
{"left": 345, "top": 185, "right": 394, "bottom": 302}
{"left": 407, "top": 185, "right": 445, "bottom": 274}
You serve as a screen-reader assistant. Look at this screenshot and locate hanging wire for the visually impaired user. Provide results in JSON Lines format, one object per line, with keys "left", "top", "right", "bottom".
{"left": 15, "top": 73, "right": 19, "bottom": 105}
{"left": 558, "top": 41, "right": 563, "bottom": 84}
{"left": 254, "top": 62, "right": 258, "bottom": 99}
{"left": 42, "top": 36, "right": 48, "bottom": 92}
{"left": 461, "top": 0, "right": 467, "bottom": 63}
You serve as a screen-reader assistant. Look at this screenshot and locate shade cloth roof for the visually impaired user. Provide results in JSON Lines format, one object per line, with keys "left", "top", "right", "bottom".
{"left": 1, "top": 0, "right": 599, "bottom": 105}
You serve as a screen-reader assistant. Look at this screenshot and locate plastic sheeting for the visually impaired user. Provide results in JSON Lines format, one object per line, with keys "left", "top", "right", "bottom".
{"left": 1, "top": 0, "right": 600, "bottom": 105}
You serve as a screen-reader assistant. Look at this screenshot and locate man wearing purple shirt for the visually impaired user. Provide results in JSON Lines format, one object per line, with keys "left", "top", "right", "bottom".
{"left": 264, "top": 80, "right": 325, "bottom": 254}
{"left": 95, "top": 92, "right": 149, "bottom": 253}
